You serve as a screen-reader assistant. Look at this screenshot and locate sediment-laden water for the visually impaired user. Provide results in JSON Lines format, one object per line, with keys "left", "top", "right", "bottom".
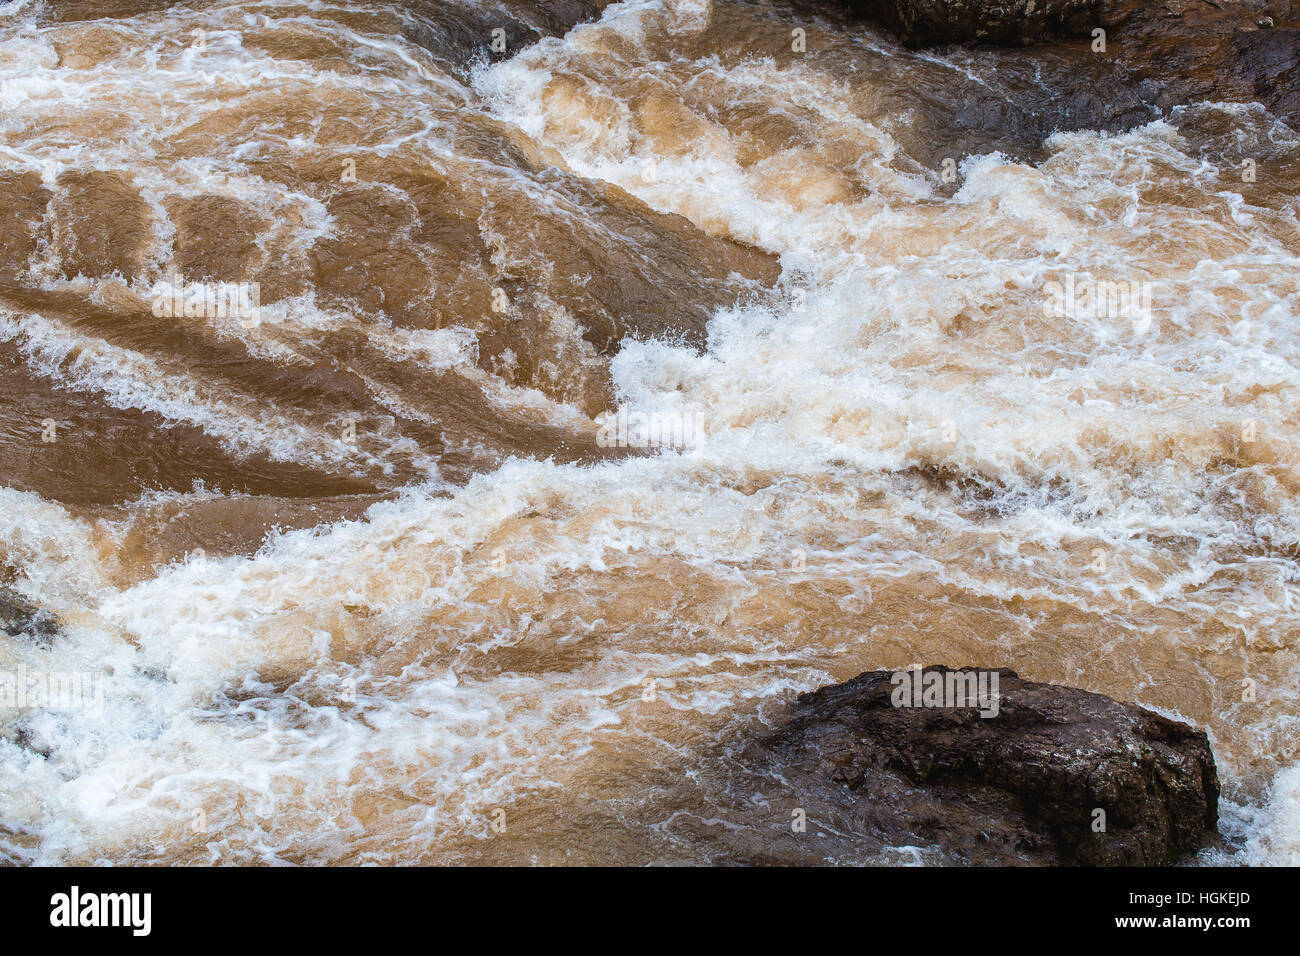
{"left": 0, "top": 0, "right": 1297, "bottom": 865}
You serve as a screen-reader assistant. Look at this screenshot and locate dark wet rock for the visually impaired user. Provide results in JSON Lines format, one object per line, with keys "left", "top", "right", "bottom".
{"left": 848, "top": 0, "right": 1103, "bottom": 47}
{"left": 399, "top": 0, "right": 612, "bottom": 79}
{"left": 1094, "top": 0, "right": 1300, "bottom": 120}
{"left": 0, "top": 586, "right": 57, "bottom": 644}
{"left": 751, "top": 666, "right": 1219, "bottom": 865}
{"left": 842, "top": 1, "right": 1299, "bottom": 122}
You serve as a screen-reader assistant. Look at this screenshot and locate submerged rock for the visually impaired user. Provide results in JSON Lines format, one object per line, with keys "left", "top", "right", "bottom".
{"left": 0, "top": 586, "right": 57, "bottom": 644}
{"left": 754, "top": 666, "right": 1219, "bottom": 865}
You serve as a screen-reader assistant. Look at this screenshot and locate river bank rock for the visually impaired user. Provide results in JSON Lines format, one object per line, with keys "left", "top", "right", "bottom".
{"left": 841, "top": 0, "right": 1299, "bottom": 119}
{"left": 1096, "top": 0, "right": 1299, "bottom": 119}
{"left": 400, "top": 0, "right": 613, "bottom": 77}
{"left": 755, "top": 666, "right": 1219, "bottom": 864}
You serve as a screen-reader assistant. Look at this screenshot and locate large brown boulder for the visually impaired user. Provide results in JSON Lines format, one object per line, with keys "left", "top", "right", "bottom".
{"left": 754, "top": 666, "right": 1219, "bottom": 865}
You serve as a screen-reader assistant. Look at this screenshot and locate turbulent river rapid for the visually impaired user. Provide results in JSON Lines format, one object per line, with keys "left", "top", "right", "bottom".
{"left": 0, "top": 0, "right": 1297, "bottom": 865}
